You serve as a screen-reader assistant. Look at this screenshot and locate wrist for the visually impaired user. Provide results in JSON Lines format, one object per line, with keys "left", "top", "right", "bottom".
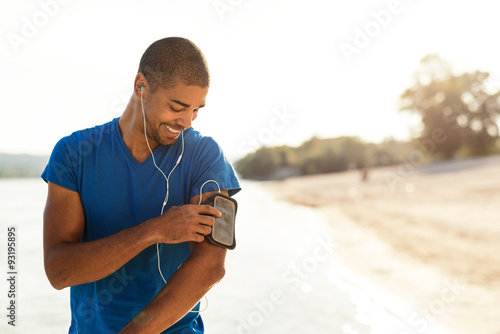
{"left": 138, "top": 217, "right": 161, "bottom": 247}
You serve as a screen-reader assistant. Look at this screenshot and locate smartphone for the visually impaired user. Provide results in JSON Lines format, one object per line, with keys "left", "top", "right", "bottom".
{"left": 202, "top": 193, "right": 237, "bottom": 250}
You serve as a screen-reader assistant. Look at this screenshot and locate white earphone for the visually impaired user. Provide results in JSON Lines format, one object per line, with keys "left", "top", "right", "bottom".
{"left": 140, "top": 85, "right": 218, "bottom": 313}
{"left": 140, "top": 85, "right": 184, "bottom": 284}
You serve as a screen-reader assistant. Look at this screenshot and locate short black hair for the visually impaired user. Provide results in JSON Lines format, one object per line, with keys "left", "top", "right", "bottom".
{"left": 138, "top": 37, "right": 210, "bottom": 91}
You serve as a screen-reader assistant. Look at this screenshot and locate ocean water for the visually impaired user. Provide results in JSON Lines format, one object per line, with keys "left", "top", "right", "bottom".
{"left": 0, "top": 179, "right": 450, "bottom": 334}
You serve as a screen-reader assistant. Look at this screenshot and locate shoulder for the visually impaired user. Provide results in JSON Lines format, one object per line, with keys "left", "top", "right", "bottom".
{"left": 183, "top": 127, "right": 223, "bottom": 155}
{"left": 183, "top": 127, "right": 218, "bottom": 145}
{"left": 54, "top": 119, "right": 117, "bottom": 152}
{"left": 183, "top": 128, "right": 241, "bottom": 197}
{"left": 48, "top": 119, "right": 117, "bottom": 171}
{"left": 73, "top": 118, "right": 116, "bottom": 143}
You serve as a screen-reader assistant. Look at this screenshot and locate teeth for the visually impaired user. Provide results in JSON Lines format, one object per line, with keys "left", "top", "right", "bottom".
{"left": 165, "top": 125, "right": 180, "bottom": 133}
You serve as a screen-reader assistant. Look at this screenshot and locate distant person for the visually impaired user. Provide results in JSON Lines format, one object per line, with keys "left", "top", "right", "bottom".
{"left": 41, "top": 37, "right": 241, "bottom": 333}
{"left": 361, "top": 167, "right": 369, "bottom": 182}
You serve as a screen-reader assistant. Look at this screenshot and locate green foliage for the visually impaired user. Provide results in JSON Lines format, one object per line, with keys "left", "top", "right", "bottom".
{"left": 400, "top": 54, "right": 500, "bottom": 160}
{"left": 235, "top": 136, "right": 412, "bottom": 180}
{"left": 0, "top": 167, "right": 37, "bottom": 178}
{"left": 236, "top": 54, "right": 500, "bottom": 180}
{"left": 0, "top": 153, "right": 48, "bottom": 178}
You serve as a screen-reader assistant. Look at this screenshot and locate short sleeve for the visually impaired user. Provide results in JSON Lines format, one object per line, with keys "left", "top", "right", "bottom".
{"left": 41, "top": 134, "right": 80, "bottom": 193}
{"left": 189, "top": 137, "right": 241, "bottom": 198}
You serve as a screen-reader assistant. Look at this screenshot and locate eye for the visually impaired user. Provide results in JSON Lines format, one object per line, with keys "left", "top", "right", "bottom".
{"left": 169, "top": 105, "right": 183, "bottom": 113}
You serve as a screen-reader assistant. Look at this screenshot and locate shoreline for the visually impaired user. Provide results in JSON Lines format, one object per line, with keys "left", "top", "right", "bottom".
{"left": 263, "top": 156, "right": 500, "bottom": 334}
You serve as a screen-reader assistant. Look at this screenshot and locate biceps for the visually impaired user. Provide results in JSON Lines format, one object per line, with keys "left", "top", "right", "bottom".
{"left": 189, "top": 189, "right": 229, "bottom": 205}
{"left": 188, "top": 189, "right": 229, "bottom": 263}
{"left": 43, "top": 182, "right": 85, "bottom": 254}
{"left": 189, "top": 238, "right": 227, "bottom": 267}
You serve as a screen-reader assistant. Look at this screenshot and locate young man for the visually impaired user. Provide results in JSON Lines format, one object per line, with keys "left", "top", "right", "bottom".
{"left": 42, "top": 37, "right": 241, "bottom": 333}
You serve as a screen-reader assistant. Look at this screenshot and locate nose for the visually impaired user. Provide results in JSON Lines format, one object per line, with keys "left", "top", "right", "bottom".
{"left": 177, "top": 110, "right": 194, "bottom": 129}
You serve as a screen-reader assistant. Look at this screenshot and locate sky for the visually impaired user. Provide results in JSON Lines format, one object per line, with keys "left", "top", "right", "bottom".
{"left": 1, "top": 0, "right": 500, "bottom": 161}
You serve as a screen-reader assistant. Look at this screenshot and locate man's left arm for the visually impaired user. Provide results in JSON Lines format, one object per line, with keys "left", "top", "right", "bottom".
{"left": 120, "top": 189, "right": 229, "bottom": 334}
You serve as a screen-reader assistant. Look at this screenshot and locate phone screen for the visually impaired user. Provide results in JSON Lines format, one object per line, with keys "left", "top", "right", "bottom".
{"left": 212, "top": 196, "right": 236, "bottom": 247}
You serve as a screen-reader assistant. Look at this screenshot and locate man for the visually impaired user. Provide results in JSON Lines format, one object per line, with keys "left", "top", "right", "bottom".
{"left": 42, "top": 37, "right": 241, "bottom": 333}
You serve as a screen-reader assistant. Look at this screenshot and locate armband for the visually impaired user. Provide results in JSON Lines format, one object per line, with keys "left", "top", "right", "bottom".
{"left": 202, "top": 193, "right": 237, "bottom": 250}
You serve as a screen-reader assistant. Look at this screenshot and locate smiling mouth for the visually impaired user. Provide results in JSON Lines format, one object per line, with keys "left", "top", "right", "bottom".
{"left": 164, "top": 124, "right": 183, "bottom": 134}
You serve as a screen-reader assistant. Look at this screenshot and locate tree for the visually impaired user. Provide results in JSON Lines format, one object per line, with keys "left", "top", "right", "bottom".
{"left": 234, "top": 136, "right": 413, "bottom": 180}
{"left": 400, "top": 55, "right": 500, "bottom": 159}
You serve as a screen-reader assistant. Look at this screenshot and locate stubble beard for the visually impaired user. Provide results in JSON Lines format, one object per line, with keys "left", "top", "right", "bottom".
{"left": 143, "top": 100, "right": 178, "bottom": 147}
{"left": 146, "top": 116, "right": 178, "bottom": 147}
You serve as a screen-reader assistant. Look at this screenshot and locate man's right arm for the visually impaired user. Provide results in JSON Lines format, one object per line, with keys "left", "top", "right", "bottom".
{"left": 43, "top": 181, "right": 219, "bottom": 290}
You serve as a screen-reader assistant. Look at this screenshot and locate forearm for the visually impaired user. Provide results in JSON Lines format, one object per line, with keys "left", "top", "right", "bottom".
{"left": 120, "top": 241, "right": 226, "bottom": 333}
{"left": 45, "top": 219, "right": 156, "bottom": 289}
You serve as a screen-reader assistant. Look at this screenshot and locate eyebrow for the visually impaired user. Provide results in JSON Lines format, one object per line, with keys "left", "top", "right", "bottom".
{"left": 170, "top": 99, "right": 205, "bottom": 109}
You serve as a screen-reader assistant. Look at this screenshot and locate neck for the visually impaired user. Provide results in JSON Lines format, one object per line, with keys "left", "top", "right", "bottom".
{"left": 119, "top": 95, "right": 158, "bottom": 163}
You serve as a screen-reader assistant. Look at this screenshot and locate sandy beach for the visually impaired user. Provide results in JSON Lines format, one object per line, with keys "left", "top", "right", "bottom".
{"left": 265, "top": 155, "right": 500, "bottom": 334}
{"left": 1, "top": 157, "right": 499, "bottom": 333}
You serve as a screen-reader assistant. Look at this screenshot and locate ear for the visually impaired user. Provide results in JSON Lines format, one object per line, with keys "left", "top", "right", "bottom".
{"left": 192, "top": 111, "right": 198, "bottom": 122}
{"left": 134, "top": 73, "right": 148, "bottom": 99}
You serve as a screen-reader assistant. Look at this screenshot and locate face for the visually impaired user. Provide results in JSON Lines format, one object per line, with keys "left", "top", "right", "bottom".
{"left": 142, "top": 83, "right": 208, "bottom": 146}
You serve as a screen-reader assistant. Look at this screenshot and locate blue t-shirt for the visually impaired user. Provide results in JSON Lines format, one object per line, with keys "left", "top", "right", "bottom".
{"left": 41, "top": 117, "right": 241, "bottom": 333}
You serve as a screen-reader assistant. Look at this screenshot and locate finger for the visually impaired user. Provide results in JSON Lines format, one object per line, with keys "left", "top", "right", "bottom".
{"left": 192, "top": 233, "right": 205, "bottom": 243}
{"left": 197, "top": 225, "right": 212, "bottom": 236}
{"left": 195, "top": 205, "right": 221, "bottom": 217}
{"left": 197, "top": 215, "right": 215, "bottom": 227}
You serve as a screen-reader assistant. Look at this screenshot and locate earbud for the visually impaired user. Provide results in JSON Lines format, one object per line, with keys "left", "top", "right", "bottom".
{"left": 140, "top": 85, "right": 145, "bottom": 91}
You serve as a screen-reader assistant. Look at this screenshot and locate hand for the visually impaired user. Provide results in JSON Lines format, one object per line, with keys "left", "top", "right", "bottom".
{"left": 152, "top": 205, "right": 221, "bottom": 244}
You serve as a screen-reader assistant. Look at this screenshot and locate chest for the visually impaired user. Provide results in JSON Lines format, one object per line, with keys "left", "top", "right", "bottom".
{"left": 78, "top": 152, "right": 190, "bottom": 240}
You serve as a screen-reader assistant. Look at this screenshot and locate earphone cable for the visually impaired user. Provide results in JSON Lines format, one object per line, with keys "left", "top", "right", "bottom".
{"left": 141, "top": 88, "right": 208, "bottom": 312}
